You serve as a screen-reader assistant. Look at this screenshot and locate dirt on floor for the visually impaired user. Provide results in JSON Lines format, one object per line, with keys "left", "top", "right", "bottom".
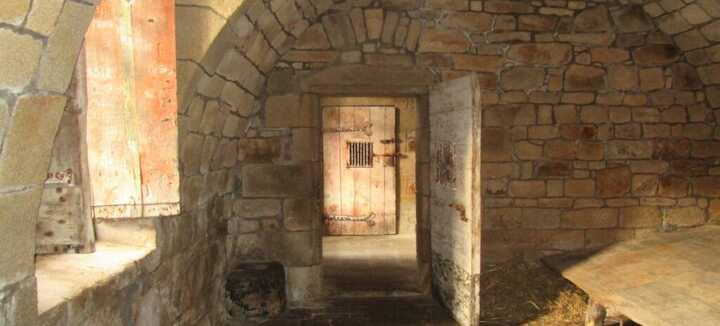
{"left": 480, "top": 259, "right": 589, "bottom": 326}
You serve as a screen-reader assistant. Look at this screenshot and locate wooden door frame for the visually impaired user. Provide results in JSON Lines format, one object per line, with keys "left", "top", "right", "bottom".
{"left": 317, "top": 96, "right": 433, "bottom": 295}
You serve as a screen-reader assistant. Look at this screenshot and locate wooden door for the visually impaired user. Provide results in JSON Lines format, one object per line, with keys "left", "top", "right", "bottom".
{"left": 429, "top": 75, "right": 482, "bottom": 326}
{"left": 323, "top": 106, "right": 397, "bottom": 235}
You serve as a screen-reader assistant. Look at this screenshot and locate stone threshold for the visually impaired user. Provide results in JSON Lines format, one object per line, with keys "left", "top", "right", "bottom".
{"left": 36, "top": 242, "right": 155, "bottom": 318}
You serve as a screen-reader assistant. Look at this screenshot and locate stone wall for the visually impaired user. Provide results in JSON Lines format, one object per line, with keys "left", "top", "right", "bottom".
{"left": 38, "top": 213, "right": 227, "bottom": 325}
{"left": 180, "top": 0, "right": 720, "bottom": 265}
{"left": 0, "top": 1, "right": 98, "bottom": 325}
{"left": 2, "top": 0, "right": 720, "bottom": 325}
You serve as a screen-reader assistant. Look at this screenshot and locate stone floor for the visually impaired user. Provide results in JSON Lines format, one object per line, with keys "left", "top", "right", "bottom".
{"left": 322, "top": 234, "right": 420, "bottom": 297}
{"left": 250, "top": 235, "right": 459, "bottom": 325}
{"left": 256, "top": 296, "right": 459, "bottom": 326}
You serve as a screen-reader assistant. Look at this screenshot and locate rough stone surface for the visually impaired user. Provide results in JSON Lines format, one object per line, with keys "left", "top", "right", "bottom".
{"left": 2, "top": 3, "right": 720, "bottom": 325}
{"left": 0, "top": 29, "right": 43, "bottom": 91}
{"left": 565, "top": 65, "right": 606, "bottom": 91}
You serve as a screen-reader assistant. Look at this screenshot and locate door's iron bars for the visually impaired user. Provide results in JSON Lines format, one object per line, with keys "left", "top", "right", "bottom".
{"left": 347, "top": 141, "right": 373, "bottom": 168}
{"left": 324, "top": 212, "right": 376, "bottom": 227}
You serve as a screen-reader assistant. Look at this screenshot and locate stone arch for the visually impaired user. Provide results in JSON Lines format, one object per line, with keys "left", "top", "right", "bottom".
{"left": 0, "top": 2, "right": 98, "bottom": 324}
{"left": 1, "top": 0, "right": 720, "bottom": 324}
{"left": 640, "top": 0, "right": 720, "bottom": 107}
{"left": 179, "top": 0, "right": 720, "bottom": 272}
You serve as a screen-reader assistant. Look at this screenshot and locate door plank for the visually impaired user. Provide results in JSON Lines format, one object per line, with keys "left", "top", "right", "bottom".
{"left": 323, "top": 105, "right": 398, "bottom": 235}
{"left": 429, "top": 75, "right": 482, "bottom": 326}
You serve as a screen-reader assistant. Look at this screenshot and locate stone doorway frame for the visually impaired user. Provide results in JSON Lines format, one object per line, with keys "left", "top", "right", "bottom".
{"left": 314, "top": 95, "right": 433, "bottom": 297}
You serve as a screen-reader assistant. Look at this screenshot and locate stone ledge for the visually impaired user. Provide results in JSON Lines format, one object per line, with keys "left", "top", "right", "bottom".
{"left": 36, "top": 242, "right": 155, "bottom": 318}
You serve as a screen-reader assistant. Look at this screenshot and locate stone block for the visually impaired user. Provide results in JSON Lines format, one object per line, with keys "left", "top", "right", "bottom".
{"left": 665, "top": 206, "right": 706, "bottom": 226}
{"left": 486, "top": 31, "right": 531, "bottom": 43}
{"left": 501, "top": 67, "right": 545, "bottom": 90}
{"left": 608, "top": 65, "right": 638, "bottom": 91}
{"left": 349, "top": 8, "right": 367, "bottom": 43}
{"left": 557, "top": 33, "right": 612, "bottom": 46}
{"left": 37, "top": 1, "right": 95, "bottom": 92}
{"left": 295, "top": 24, "right": 330, "bottom": 49}
{"left": 578, "top": 142, "right": 604, "bottom": 161}
{"left": 265, "top": 94, "right": 317, "bottom": 128}
{"left": 580, "top": 106, "right": 608, "bottom": 123}
{"left": 406, "top": 19, "right": 422, "bottom": 51}
{"left": 632, "top": 175, "right": 658, "bottom": 196}
{"left": 597, "top": 166, "right": 632, "bottom": 197}
{"left": 0, "top": 277, "right": 37, "bottom": 326}
{"left": 484, "top": 105, "right": 536, "bottom": 126}
{"left": 25, "top": 0, "right": 64, "bottom": 35}
{"left": 228, "top": 218, "right": 261, "bottom": 234}
{"left": 692, "top": 141, "right": 720, "bottom": 159}
{"left": 0, "top": 0, "right": 30, "bottom": 25}
{"left": 234, "top": 199, "right": 281, "bottom": 218}
{"left": 620, "top": 206, "right": 661, "bottom": 228}
{"left": 709, "top": 86, "right": 720, "bottom": 109}
{"left": 560, "top": 124, "right": 595, "bottom": 141}
{"left": 509, "top": 180, "right": 546, "bottom": 198}
{"left": 365, "top": 54, "right": 413, "bottom": 66}
{"left": 482, "top": 165, "right": 515, "bottom": 182}
{"left": 545, "top": 140, "right": 577, "bottom": 159}
{"left": 482, "top": 128, "right": 513, "bottom": 162}
{"left": 283, "top": 50, "right": 339, "bottom": 63}
{"left": 453, "top": 55, "right": 504, "bottom": 73}
{"left": 484, "top": 1, "right": 534, "bottom": 13}
{"left": 607, "top": 140, "right": 653, "bottom": 159}
{"left": 561, "top": 208, "right": 618, "bottom": 229}
{"left": 565, "top": 179, "right": 595, "bottom": 197}
{"left": 681, "top": 4, "right": 712, "bottom": 24}
{"left": 418, "top": 29, "right": 470, "bottom": 53}
{"left": 0, "top": 95, "right": 66, "bottom": 187}
{"left": 575, "top": 5, "right": 611, "bottom": 32}
{"left": 242, "top": 165, "right": 313, "bottom": 197}
{"left": 553, "top": 105, "right": 577, "bottom": 123}
{"left": 522, "top": 208, "right": 561, "bottom": 229}
{"left": 441, "top": 12, "right": 493, "bottom": 32}
{"left": 286, "top": 265, "right": 322, "bottom": 304}
{"left": 380, "top": 11, "right": 399, "bottom": 44}
{"left": 507, "top": 43, "right": 572, "bottom": 65}
{"left": 365, "top": 9, "right": 383, "bottom": 40}
{"left": 0, "top": 29, "right": 43, "bottom": 91}
{"left": 280, "top": 231, "right": 317, "bottom": 266}
{"left": 518, "top": 15, "right": 557, "bottom": 31}
{"left": 698, "top": 0, "right": 720, "bottom": 17}
{"left": 284, "top": 198, "right": 318, "bottom": 231}
{"left": 675, "top": 29, "right": 710, "bottom": 51}
{"left": 632, "top": 44, "right": 680, "bottom": 65}
{"left": 564, "top": 65, "right": 606, "bottom": 91}
{"left": 238, "top": 138, "right": 283, "bottom": 162}
{"left": 639, "top": 68, "right": 665, "bottom": 91}
{"left": 0, "top": 189, "right": 42, "bottom": 285}
{"left": 692, "top": 176, "right": 720, "bottom": 197}
{"left": 657, "top": 12, "right": 693, "bottom": 35}
{"left": 426, "top": 0, "right": 468, "bottom": 9}
{"left": 590, "top": 48, "right": 630, "bottom": 63}
{"left": 658, "top": 175, "right": 688, "bottom": 197}
{"left": 611, "top": 5, "right": 654, "bottom": 33}
{"left": 698, "top": 64, "right": 720, "bottom": 85}
{"left": 536, "top": 162, "right": 572, "bottom": 177}
{"left": 216, "top": 50, "right": 264, "bottom": 95}
{"left": 514, "top": 141, "right": 543, "bottom": 160}
{"left": 290, "top": 128, "right": 318, "bottom": 162}
{"left": 652, "top": 139, "right": 689, "bottom": 160}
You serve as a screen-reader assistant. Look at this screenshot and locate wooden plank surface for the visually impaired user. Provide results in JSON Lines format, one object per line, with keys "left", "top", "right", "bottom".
{"left": 547, "top": 226, "right": 720, "bottom": 326}
{"left": 323, "top": 106, "right": 397, "bottom": 235}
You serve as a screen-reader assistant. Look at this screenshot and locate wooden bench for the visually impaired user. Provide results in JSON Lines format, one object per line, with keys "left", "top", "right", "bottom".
{"left": 544, "top": 226, "right": 720, "bottom": 326}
